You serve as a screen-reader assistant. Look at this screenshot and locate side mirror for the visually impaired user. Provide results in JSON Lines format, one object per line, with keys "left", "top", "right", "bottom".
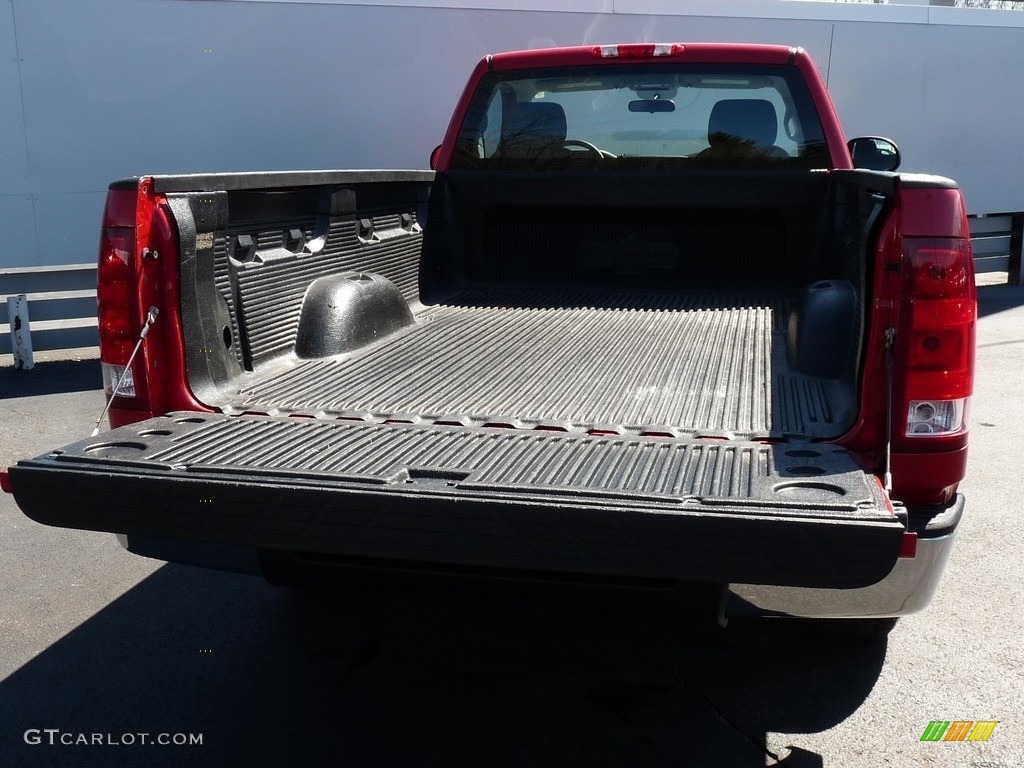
{"left": 429, "top": 145, "right": 442, "bottom": 171}
{"left": 848, "top": 136, "right": 901, "bottom": 172}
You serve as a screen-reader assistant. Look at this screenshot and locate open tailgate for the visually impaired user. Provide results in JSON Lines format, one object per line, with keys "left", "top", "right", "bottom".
{"left": 9, "top": 413, "right": 904, "bottom": 588}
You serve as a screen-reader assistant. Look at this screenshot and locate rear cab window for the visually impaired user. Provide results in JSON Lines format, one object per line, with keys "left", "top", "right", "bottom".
{"left": 452, "top": 63, "right": 830, "bottom": 170}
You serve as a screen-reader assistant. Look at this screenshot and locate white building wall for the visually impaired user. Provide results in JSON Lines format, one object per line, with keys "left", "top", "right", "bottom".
{"left": 1, "top": 0, "right": 1022, "bottom": 268}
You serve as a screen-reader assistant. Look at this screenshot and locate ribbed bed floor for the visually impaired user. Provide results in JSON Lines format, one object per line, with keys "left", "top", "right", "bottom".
{"left": 220, "top": 293, "right": 841, "bottom": 438}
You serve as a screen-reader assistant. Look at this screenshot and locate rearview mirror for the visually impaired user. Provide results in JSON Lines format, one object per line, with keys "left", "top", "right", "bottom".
{"left": 848, "top": 136, "right": 900, "bottom": 172}
{"left": 628, "top": 99, "right": 675, "bottom": 114}
{"left": 429, "top": 145, "right": 442, "bottom": 170}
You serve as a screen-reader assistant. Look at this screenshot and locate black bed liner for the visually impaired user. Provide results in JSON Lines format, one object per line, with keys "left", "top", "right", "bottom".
{"left": 217, "top": 291, "right": 849, "bottom": 439}
{"left": 171, "top": 169, "right": 887, "bottom": 442}
{"left": 10, "top": 413, "right": 904, "bottom": 588}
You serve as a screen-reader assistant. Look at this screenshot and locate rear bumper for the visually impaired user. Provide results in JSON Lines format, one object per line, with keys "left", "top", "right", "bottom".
{"left": 731, "top": 494, "right": 963, "bottom": 618}
{"left": 117, "top": 515, "right": 958, "bottom": 620}
{"left": 117, "top": 496, "right": 961, "bottom": 620}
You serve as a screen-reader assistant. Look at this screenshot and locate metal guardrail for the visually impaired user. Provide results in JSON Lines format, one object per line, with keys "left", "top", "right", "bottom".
{"left": 1, "top": 264, "right": 98, "bottom": 369}
{"left": 969, "top": 213, "right": 1024, "bottom": 285}
{"left": 1, "top": 214, "right": 1021, "bottom": 369}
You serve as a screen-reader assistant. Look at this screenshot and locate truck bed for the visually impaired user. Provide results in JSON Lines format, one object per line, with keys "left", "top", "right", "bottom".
{"left": 168, "top": 169, "right": 885, "bottom": 442}
{"left": 219, "top": 289, "right": 843, "bottom": 438}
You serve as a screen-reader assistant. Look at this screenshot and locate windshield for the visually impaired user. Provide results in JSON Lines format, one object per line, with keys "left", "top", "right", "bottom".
{"left": 451, "top": 64, "right": 830, "bottom": 170}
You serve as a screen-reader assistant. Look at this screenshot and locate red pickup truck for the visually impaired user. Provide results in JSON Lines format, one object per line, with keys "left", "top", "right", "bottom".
{"left": 4, "top": 43, "right": 975, "bottom": 628}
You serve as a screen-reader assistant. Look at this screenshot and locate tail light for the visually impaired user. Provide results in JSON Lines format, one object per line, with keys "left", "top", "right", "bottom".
{"left": 97, "top": 183, "right": 157, "bottom": 413}
{"left": 899, "top": 236, "right": 975, "bottom": 441}
{"left": 98, "top": 226, "right": 136, "bottom": 395}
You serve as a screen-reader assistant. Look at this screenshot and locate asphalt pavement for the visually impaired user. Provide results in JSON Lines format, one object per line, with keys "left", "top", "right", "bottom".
{"left": 0, "top": 283, "right": 1021, "bottom": 768}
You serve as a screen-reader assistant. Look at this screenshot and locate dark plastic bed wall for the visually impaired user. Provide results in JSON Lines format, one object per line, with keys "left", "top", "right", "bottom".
{"left": 787, "top": 279, "right": 858, "bottom": 379}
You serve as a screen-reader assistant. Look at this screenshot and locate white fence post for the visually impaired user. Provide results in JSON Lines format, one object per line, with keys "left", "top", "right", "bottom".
{"left": 7, "top": 294, "right": 35, "bottom": 370}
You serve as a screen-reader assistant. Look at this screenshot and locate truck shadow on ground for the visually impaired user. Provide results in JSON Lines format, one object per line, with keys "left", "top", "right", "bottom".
{"left": 0, "top": 359, "right": 101, "bottom": 399}
{"left": 0, "top": 563, "right": 887, "bottom": 768}
{"left": 976, "top": 282, "right": 1024, "bottom": 318}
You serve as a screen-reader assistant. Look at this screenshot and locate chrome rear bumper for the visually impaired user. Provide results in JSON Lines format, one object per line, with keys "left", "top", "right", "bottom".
{"left": 730, "top": 494, "right": 964, "bottom": 619}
